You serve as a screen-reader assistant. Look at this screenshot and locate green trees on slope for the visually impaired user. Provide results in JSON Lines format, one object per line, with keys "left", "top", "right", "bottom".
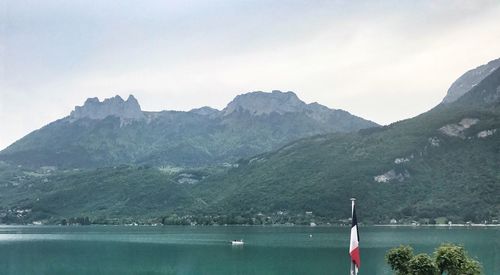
{"left": 386, "top": 244, "right": 481, "bottom": 275}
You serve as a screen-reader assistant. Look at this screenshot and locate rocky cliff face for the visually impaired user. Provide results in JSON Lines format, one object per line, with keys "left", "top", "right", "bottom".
{"left": 0, "top": 91, "right": 377, "bottom": 168}
{"left": 189, "top": 106, "right": 221, "bottom": 117}
{"left": 442, "top": 58, "right": 500, "bottom": 103}
{"left": 70, "top": 95, "right": 144, "bottom": 121}
{"left": 222, "top": 90, "right": 376, "bottom": 128}
{"left": 222, "top": 90, "right": 307, "bottom": 115}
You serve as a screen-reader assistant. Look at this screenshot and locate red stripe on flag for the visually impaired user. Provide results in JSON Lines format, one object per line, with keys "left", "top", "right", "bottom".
{"left": 350, "top": 246, "right": 360, "bottom": 268}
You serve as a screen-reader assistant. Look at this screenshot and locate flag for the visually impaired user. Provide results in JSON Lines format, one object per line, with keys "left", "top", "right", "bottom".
{"left": 349, "top": 199, "right": 360, "bottom": 274}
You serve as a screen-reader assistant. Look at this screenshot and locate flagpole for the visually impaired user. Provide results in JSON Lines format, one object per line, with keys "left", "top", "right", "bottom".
{"left": 350, "top": 198, "right": 355, "bottom": 275}
{"left": 351, "top": 198, "right": 355, "bottom": 216}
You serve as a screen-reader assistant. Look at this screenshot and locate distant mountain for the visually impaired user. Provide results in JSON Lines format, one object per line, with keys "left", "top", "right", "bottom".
{"left": 1, "top": 59, "right": 498, "bottom": 226}
{"left": 442, "top": 58, "right": 500, "bottom": 103}
{"left": 197, "top": 62, "right": 500, "bottom": 223}
{"left": 0, "top": 91, "right": 377, "bottom": 168}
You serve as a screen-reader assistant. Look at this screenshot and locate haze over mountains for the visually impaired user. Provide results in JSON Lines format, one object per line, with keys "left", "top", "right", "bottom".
{"left": 0, "top": 91, "right": 377, "bottom": 168}
{"left": 0, "top": 58, "right": 499, "bottom": 225}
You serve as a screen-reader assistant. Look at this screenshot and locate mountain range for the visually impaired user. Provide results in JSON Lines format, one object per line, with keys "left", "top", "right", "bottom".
{"left": 0, "top": 91, "right": 376, "bottom": 168}
{"left": 199, "top": 63, "right": 500, "bottom": 223}
{"left": 0, "top": 58, "right": 499, "bottom": 225}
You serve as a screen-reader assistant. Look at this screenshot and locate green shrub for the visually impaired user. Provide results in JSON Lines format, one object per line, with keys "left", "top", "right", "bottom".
{"left": 386, "top": 243, "right": 482, "bottom": 275}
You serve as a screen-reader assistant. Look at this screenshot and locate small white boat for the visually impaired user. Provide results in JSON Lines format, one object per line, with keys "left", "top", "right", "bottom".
{"left": 231, "top": 239, "right": 244, "bottom": 245}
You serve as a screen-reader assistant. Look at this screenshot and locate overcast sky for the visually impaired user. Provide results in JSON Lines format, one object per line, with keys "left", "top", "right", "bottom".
{"left": 1, "top": 0, "right": 500, "bottom": 150}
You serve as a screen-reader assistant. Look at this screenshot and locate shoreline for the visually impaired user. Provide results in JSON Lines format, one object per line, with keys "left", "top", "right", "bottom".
{"left": 1, "top": 223, "right": 500, "bottom": 228}
{"left": 374, "top": 224, "right": 500, "bottom": 227}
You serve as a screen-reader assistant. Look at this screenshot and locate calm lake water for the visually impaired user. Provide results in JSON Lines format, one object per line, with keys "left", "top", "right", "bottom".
{"left": 0, "top": 225, "right": 498, "bottom": 275}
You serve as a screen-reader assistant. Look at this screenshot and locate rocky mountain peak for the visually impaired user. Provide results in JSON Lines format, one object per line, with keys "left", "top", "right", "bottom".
{"left": 442, "top": 58, "right": 500, "bottom": 104}
{"left": 222, "top": 90, "right": 307, "bottom": 116}
{"left": 125, "top": 94, "right": 140, "bottom": 105}
{"left": 189, "top": 106, "right": 220, "bottom": 117}
{"left": 70, "top": 94, "right": 144, "bottom": 121}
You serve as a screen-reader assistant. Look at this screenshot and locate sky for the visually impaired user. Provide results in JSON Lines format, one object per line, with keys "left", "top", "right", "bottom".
{"left": 1, "top": 0, "right": 500, "bottom": 150}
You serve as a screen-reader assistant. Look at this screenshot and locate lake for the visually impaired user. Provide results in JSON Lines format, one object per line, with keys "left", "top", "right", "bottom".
{"left": 0, "top": 225, "right": 498, "bottom": 274}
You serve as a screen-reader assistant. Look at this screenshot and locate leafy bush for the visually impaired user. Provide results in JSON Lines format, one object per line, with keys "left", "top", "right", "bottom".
{"left": 408, "top": 254, "right": 438, "bottom": 275}
{"left": 435, "top": 244, "right": 481, "bottom": 275}
{"left": 386, "top": 243, "right": 482, "bottom": 275}
{"left": 386, "top": 245, "right": 414, "bottom": 275}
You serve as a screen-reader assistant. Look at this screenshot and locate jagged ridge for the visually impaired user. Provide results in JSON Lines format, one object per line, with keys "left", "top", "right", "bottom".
{"left": 70, "top": 95, "right": 144, "bottom": 121}
{"left": 0, "top": 91, "right": 377, "bottom": 168}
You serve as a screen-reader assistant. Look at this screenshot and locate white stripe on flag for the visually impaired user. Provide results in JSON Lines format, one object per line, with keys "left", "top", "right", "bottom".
{"left": 349, "top": 225, "right": 359, "bottom": 253}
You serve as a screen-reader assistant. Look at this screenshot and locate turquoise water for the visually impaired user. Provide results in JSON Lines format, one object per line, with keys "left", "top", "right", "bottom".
{"left": 0, "top": 226, "right": 498, "bottom": 274}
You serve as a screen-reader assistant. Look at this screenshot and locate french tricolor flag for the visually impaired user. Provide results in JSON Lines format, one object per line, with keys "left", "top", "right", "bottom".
{"left": 349, "top": 198, "right": 360, "bottom": 275}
